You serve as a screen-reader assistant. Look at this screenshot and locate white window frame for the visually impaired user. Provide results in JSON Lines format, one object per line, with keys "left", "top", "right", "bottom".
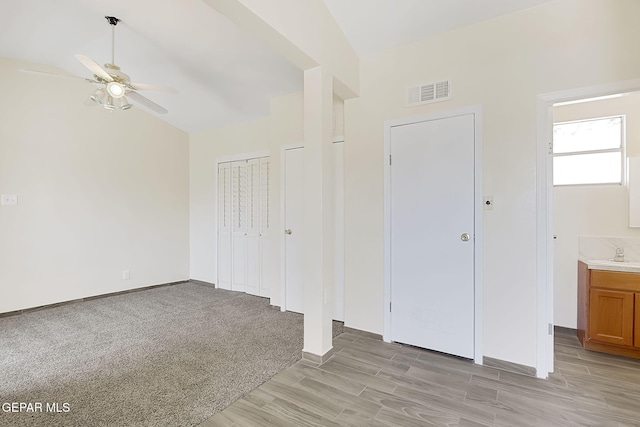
{"left": 552, "top": 115, "right": 626, "bottom": 186}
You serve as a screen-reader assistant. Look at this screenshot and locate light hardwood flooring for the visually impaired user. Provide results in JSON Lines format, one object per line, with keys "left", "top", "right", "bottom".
{"left": 200, "top": 329, "right": 640, "bottom": 426}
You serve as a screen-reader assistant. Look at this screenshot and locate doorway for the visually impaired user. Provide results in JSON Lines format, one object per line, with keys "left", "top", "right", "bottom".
{"left": 281, "top": 143, "right": 345, "bottom": 318}
{"left": 383, "top": 106, "right": 483, "bottom": 363}
{"left": 537, "top": 78, "right": 640, "bottom": 378}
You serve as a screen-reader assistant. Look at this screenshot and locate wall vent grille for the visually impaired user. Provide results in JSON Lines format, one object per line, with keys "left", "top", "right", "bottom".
{"left": 407, "top": 80, "right": 451, "bottom": 107}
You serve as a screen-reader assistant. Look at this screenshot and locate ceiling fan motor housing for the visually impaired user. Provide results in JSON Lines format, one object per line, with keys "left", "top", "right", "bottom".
{"left": 105, "top": 16, "right": 120, "bottom": 26}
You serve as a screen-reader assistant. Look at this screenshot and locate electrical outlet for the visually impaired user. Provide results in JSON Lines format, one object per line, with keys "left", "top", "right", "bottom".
{"left": 123, "top": 270, "right": 130, "bottom": 280}
{"left": 483, "top": 196, "right": 494, "bottom": 210}
{"left": 1, "top": 194, "right": 17, "bottom": 206}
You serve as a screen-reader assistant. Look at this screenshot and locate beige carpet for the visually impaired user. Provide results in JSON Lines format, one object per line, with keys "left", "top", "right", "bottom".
{"left": 0, "top": 282, "right": 343, "bottom": 426}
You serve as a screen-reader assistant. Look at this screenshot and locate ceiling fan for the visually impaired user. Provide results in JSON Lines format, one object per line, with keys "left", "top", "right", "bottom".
{"left": 22, "top": 16, "right": 177, "bottom": 114}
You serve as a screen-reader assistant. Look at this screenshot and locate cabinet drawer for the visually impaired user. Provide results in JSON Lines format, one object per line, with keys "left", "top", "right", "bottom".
{"left": 591, "top": 270, "right": 640, "bottom": 292}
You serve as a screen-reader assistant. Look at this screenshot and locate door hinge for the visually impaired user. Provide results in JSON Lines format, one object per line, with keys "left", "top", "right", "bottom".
{"left": 548, "top": 141, "right": 553, "bottom": 155}
{"left": 389, "top": 154, "right": 392, "bottom": 165}
{"left": 389, "top": 301, "right": 392, "bottom": 312}
{"left": 548, "top": 323, "right": 553, "bottom": 335}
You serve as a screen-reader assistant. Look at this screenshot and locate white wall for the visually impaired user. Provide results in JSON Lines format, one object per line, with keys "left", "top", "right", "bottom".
{"left": 189, "top": 92, "right": 304, "bottom": 307}
{"left": 0, "top": 57, "right": 190, "bottom": 313}
{"left": 343, "top": 0, "right": 640, "bottom": 367}
{"left": 553, "top": 93, "right": 640, "bottom": 328}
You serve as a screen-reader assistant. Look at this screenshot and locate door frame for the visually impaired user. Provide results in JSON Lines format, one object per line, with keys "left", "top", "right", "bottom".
{"left": 536, "top": 78, "right": 640, "bottom": 379}
{"left": 383, "top": 105, "right": 484, "bottom": 365}
{"left": 280, "top": 144, "right": 304, "bottom": 312}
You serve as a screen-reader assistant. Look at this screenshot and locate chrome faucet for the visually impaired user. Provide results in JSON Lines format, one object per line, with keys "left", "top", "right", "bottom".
{"left": 614, "top": 247, "right": 625, "bottom": 262}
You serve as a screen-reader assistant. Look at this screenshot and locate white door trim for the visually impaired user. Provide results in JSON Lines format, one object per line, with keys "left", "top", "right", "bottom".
{"left": 280, "top": 144, "right": 304, "bottom": 312}
{"left": 535, "top": 78, "right": 640, "bottom": 379}
{"left": 216, "top": 150, "right": 271, "bottom": 164}
{"left": 383, "top": 105, "right": 484, "bottom": 365}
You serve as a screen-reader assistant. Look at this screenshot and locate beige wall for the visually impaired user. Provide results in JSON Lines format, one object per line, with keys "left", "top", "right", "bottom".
{"left": 0, "top": 57, "right": 190, "bottom": 313}
{"left": 344, "top": 0, "right": 640, "bottom": 367}
{"left": 553, "top": 93, "right": 640, "bottom": 328}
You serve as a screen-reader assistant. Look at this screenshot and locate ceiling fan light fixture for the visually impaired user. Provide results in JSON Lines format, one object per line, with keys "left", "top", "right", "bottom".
{"left": 106, "top": 81, "right": 125, "bottom": 98}
{"left": 103, "top": 96, "right": 116, "bottom": 110}
{"left": 90, "top": 87, "right": 107, "bottom": 104}
{"left": 120, "top": 96, "right": 133, "bottom": 110}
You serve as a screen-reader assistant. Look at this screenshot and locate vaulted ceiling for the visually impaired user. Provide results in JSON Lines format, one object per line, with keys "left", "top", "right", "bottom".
{"left": 0, "top": 0, "right": 554, "bottom": 132}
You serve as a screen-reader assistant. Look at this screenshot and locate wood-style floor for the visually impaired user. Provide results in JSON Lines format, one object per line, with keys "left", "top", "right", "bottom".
{"left": 200, "top": 329, "right": 640, "bottom": 426}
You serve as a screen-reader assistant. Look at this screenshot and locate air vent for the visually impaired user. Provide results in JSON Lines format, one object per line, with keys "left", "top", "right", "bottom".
{"left": 406, "top": 80, "right": 451, "bottom": 107}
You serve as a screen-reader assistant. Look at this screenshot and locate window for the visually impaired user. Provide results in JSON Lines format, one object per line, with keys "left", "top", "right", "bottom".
{"left": 553, "top": 116, "right": 625, "bottom": 186}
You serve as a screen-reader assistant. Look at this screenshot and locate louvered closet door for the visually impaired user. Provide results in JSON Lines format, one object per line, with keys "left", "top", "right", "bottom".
{"left": 245, "top": 159, "right": 261, "bottom": 296}
{"left": 217, "top": 163, "right": 232, "bottom": 290}
{"left": 259, "top": 157, "right": 274, "bottom": 297}
{"left": 231, "top": 160, "right": 248, "bottom": 292}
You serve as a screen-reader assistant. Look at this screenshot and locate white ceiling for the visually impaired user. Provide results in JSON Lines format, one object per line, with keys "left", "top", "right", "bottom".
{"left": 0, "top": 0, "right": 555, "bottom": 132}
{"left": 0, "top": 0, "right": 303, "bottom": 132}
{"left": 323, "top": 0, "right": 555, "bottom": 57}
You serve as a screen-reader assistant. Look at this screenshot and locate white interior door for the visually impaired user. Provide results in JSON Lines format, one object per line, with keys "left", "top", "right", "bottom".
{"left": 390, "top": 114, "right": 475, "bottom": 359}
{"left": 217, "top": 163, "right": 232, "bottom": 290}
{"left": 284, "top": 147, "right": 305, "bottom": 313}
{"left": 231, "top": 160, "right": 248, "bottom": 292}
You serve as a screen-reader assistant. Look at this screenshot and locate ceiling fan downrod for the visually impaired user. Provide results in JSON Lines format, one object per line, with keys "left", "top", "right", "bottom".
{"left": 105, "top": 16, "right": 120, "bottom": 65}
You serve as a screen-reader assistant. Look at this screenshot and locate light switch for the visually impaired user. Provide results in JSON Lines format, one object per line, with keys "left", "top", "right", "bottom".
{"left": 1, "top": 194, "right": 17, "bottom": 206}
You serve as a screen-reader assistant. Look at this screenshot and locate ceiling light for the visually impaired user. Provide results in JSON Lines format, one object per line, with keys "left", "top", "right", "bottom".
{"left": 90, "top": 88, "right": 107, "bottom": 105}
{"left": 120, "top": 96, "right": 133, "bottom": 110}
{"left": 106, "top": 82, "right": 125, "bottom": 98}
{"left": 103, "top": 96, "right": 116, "bottom": 110}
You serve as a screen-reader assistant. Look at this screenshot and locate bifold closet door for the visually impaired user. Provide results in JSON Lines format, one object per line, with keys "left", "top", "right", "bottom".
{"left": 246, "top": 159, "right": 261, "bottom": 296}
{"left": 259, "top": 157, "right": 274, "bottom": 298}
{"left": 231, "top": 160, "right": 248, "bottom": 292}
{"left": 217, "top": 163, "right": 232, "bottom": 290}
{"left": 218, "top": 157, "right": 272, "bottom": 297}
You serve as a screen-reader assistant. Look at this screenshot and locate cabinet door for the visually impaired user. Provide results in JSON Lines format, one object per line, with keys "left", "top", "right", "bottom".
{"left": 589, "top": 289, "right": 634, "bottom": 346}
{"left": 636, "top": 294, "right": 640, "bottom": 348}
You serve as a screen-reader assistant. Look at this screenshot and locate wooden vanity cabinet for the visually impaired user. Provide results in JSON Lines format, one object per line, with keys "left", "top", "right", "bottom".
{"left": 578, "top": 261, "right": 640, "bottom": 358}
{"left": 636, "top": 294, "right": 640, "bottom": 348}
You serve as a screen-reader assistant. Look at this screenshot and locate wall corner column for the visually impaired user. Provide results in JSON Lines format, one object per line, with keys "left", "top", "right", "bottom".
{"left": 303, "top": 66, "right": 334, "bottom": 358}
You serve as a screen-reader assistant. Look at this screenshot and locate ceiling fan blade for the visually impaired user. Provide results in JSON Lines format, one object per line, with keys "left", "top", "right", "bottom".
{"left": 127, "top": 91, "right": 168, "bottom": 114}
{"left": 20, "top": 69, "right": 97, "bottom": 83}
{"left": 75, "top": 54, "right": 113, "bottom": 82}
{"left": 129, "top": 82, "right": 178, "bottom": 94}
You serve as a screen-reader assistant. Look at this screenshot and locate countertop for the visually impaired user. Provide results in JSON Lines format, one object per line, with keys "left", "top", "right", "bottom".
{"left": 583, "top": 259, "right": 640, "bottom": 273}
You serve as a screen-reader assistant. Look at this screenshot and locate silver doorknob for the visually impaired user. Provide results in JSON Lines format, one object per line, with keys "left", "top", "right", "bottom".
{"left": 285, "top": 229, "right": 292, "bottom": 235}
{"left": 461, "top": 233, "right": 470, "bottom": 242}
